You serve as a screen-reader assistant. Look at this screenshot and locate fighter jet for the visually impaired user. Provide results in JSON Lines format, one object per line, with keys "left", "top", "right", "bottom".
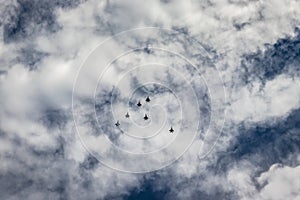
{"left": 137, "top": 101, "right": 142, "bottom": 107}
{"left": 144, "top": 114, "right": 149, "bottom": 120}
{"left": 169, "top": 127, "right": 174, "bottom": 133}
{"left": 125, "top": 112, "right": 130, "bottom": 118}
{"left": 144, "top": 44, "right": 152, "bottom": 54}
{"left": 145, "top": 96, "right": 151, "bottom": 102}
{"left": 115, "top": 121, "right": 120, "bottom": 127}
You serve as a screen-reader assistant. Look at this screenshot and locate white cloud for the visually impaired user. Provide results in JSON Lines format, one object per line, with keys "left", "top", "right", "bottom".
{"left": 225, "top": 162, "right": 300, "bottom": 200}
{"left": 228, "top": 75, "right": 300, "bottom": 123}
{"left": 257, "top": 164, "right": 300, "bottom": 200}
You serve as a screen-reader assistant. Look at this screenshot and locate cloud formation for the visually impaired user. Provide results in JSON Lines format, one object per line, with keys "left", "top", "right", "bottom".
{"left": 0, "top": 0, "right": 300, "bottom": 199}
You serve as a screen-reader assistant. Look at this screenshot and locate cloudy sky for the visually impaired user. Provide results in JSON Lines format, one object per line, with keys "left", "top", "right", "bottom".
{"left": 0, "top": 0, "right": 300, "bottom": 199}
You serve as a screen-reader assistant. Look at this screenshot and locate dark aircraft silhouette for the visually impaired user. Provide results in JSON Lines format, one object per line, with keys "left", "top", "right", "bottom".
{"left": 137, "top": 101, "right": 142, "bottom": 107}
{"left": 125, "top": 112, "right": 130, "bottom": 118}
{"left": 144, "top": 47, "right": 152, "bottom": 54}
{"left": 145, "top": 96, "right": 151, "bottom": 102}
{"left": 115, "top": 121, "right": 120, "bottom": 127}
{"left": 169, "top": 127, "right": 174, "bottom": 133}
{"left": 144, "top": 44, "right": 152, "bottom": 54}
{"left": 144, "top": 114, "right": 149, "bottom": 120}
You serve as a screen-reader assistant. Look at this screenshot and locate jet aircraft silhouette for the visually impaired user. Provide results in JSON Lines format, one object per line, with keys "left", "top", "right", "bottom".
{"left": 137, "top": 101, "right": 142, "bottom": 107}
{"left": 145, "top": 96, "right": 151, "bottom": 102}
{"left": 144, "top": 114, "right": 149, "bottom": 120}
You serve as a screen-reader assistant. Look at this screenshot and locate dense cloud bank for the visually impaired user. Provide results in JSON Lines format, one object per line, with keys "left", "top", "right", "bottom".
{"left": 0, "top": 0, "right": 300, "bottom": 199}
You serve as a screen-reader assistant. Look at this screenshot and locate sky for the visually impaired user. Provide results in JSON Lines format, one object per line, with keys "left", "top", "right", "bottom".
{"left": 0, "top": 0, "right": 300, "bottom": 199}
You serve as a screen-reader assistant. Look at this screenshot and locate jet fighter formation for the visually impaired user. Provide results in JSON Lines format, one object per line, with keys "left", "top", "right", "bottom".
{"left": 114, "top": 96, "right": 174, "bottom": 133}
